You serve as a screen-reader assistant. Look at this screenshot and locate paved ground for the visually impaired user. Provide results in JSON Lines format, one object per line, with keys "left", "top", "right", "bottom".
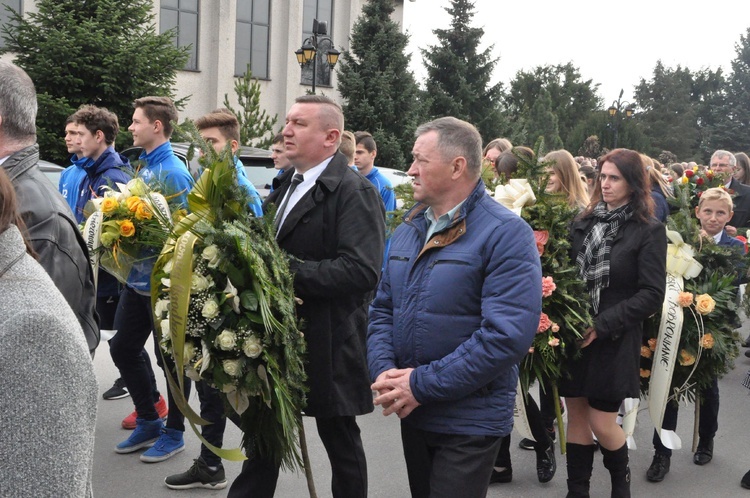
{"left": 92, "top": 324, "right": 750, "bottom": 498}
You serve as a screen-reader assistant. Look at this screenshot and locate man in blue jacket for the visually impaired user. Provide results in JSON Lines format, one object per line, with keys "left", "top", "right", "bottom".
{"left": 73, "top": 105, "right": 136, "bottom": 401}
{"left": 59, "top": 115, "right": 90, "bottom": 212}
{"left": 367, "top": 116, "right": 542, "bottom": 498}
{"left": 112, "top": 96, "right": 193, "bottom": 463}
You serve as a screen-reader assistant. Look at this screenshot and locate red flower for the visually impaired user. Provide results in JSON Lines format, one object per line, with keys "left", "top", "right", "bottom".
{"left": 696, "top": 177, "right": 704, "bottom": 186}
{"left": 697, "top": 191, "right": 703, "bottom": 198}
{"left": 685, "top": 170, "right": 694, "bottom": 178}
{"left": 706, "top": 171, "right": 714, "bottom": 180}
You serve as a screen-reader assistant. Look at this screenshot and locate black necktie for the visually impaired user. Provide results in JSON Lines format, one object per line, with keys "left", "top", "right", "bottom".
{"left": 274, "top": 173, "right": 304, "bottom": 232}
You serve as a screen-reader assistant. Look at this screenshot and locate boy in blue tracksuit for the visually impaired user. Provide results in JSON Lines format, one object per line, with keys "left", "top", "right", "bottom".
{"left": 647, "top": 187, "right": 744, "bottom": 483}
{"left": 59, "top": 116, "right": 90, "bottom": 212}
{"left": 112, "top": 96, "right": 194, "bottom": 464}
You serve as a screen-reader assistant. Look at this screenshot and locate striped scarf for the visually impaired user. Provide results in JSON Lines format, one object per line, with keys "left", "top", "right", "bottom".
{"left": 576, "top": 202, "right": 633, "bottom": 315}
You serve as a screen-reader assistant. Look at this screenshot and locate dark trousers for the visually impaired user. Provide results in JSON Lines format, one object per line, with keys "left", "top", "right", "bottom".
{"left": 401, "top": 422, "right": 502, "bottom": 498}
{"left": 110, "top": 287, "right": 190, "bottom": 424}
{"left": 538, "top": 379, "right": 559, "bottom": 431}
{"left": 653, "top": 377, "right": 719, "bottom": 456}
{"left": 495, "top": 394, "right": 552, "bottom": 467}
{"left": 228, "top": 415, "right": 367, "bottom": 498}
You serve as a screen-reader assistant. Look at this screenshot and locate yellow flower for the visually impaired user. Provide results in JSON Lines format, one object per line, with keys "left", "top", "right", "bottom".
{"left": 701, "top": 333, "right": 715, "bottom": 349}
{"left": 678, "top": 349, "right": 696, "bottom": 366}
{"left": 125, "top": 196, "right": 143, "bottom": 212}
{"left": 676, "top": 292, "right": 694, "bottom": 307}
{"left": 640, "top": 368, "right": 651, "bottom": 378}
{"left": 693, "top": 166, "right": 699, "bottom": 172}
{"left": 135, "top": 202, "right": 152, "bottom": 220}
{"left": 680, "top": 175, "right": 689, "bottom": 184}
{"left": 118, "top": 219, "right": 135, "bottom": 237}
{"left": 694, "top": 294, "right": 716, "bottom": 315}
{"left": 641, "top": 345, "right": 652, "bottom": 359}
{"left": 173, "top": 209, "right": 188, "bottom": 223}
{"left": 101, "top": 197, "right": 119, "bottom": 214}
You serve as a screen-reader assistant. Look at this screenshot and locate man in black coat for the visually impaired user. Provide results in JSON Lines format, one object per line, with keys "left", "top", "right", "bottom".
{"left": 0, "top": 61, "right": 99, "bottom": 355}
{"left": 228, "top": 95, "right": 385, "bottom": 498}
{"left": 711, "top": 150, "right": 750, "bottom": 234}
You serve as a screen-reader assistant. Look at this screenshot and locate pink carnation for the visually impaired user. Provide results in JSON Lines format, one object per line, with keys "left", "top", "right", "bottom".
{"left": 541, "top": 276, "right": 557, "bottom": 298}
{"left": 538, "top": 312, "right": 552, "bottom": 333}
{"left": 551, "top": 323, "right": 560, "bottom": 333}
{"left": 548, "top": 337, "right": 560, "bottom": 347}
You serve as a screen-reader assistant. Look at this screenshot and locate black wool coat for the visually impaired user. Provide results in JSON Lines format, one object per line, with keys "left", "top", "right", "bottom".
{"left": 263, "top": 152, "right": 385, "bottom": 417}
{"left": 559, "top": 215, "right": 667, "bottom": 401}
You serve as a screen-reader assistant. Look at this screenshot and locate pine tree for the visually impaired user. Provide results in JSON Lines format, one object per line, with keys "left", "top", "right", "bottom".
{"left": 337, "top": 0, "right": 424, "bottom": 170}
{"left": 522, "top": 89, "right": 563, "bottom": 151}
{"left": 421, "top": 0, "right": 504, "bottom": 143}
{"left": 1, "top": 0, "right": 189, "bottom": 164}
{"left": 223, "top": 65, "right": 278, "bottom": 149}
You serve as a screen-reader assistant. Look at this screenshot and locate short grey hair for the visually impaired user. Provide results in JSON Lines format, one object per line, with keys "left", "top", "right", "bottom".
{"left": 0, "top": 62, "right": 37, "bottom": 143}
{"left": 415, "top": 117, "right": 482, "bottom": 178}
{"left": 711, "top": 150, "right": 736, "bottom": 167}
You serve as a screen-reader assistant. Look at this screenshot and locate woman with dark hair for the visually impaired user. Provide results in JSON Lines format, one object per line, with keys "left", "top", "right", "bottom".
{"left": 493, "top": 146, "right": 533, "bottom": 182}
{"left": 0, "top": 168, "right": 98, "bottom": 497}
{"left": 561, "top": 149, "right": 666, "bottom": 497}
{"left": 735, "top": 152, "right": 750, "bottom": 185}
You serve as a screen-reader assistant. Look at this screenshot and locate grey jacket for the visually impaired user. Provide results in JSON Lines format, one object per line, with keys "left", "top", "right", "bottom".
{"left": 0, "top": 225, "right": 98, "bottom": 497}
{"left": 2, "top": 145, "right": 100, "bottom": 353}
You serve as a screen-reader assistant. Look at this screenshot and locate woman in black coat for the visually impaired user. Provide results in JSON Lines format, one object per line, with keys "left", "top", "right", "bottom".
{"left": 560, "top": 149, "right": 667, "bottom": 498}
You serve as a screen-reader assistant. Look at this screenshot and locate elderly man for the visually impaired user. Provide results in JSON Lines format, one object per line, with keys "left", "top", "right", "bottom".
{"left": 0, "top": 61, "right": 99, "bottom": 355}
{"left": 367, "top": 116, "right": 542, "bottom": 498}
{"left": 710, "top": 150, "right": 750, "bottom": 235}
{"left": 228, "top": 95, "right": 385, "bottom": 498}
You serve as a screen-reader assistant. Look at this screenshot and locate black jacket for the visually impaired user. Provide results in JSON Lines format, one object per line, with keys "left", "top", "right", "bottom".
{"left": 263, "top": 152, "right": 385, "bottom": 417}
{"left": 3, "top": 145, "right": 99, "bottom": 354}
{"left": 560, "top": 215, "right": 666, "bottom": 401}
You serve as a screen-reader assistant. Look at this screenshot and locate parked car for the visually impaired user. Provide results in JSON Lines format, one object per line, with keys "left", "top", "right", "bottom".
{"left": 379, "top": 167, "right": 411, "bottom": 187}
{"left": 122, "top": 142, "right": 276, "bottom": 198}
{"left": 39, "top": 160, "right": 65, "bottom": 188}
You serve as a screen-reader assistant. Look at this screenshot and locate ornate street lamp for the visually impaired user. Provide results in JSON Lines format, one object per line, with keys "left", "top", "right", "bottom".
{"left": 608, "top": 89, "right": 635, "bottom": 149}
{"left": 294, "top": 19, "right": 339, "bottom": 94}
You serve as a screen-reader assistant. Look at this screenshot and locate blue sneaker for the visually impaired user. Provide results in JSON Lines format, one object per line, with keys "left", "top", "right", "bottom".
{"left": 115, "top": 418, "right": 163, "bottom": 453}
{"left": 140, "top": 427, "right": 185, "bottom": 463}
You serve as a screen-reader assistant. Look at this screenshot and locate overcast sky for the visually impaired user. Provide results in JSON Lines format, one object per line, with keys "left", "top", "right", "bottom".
{"left": 402, "top": 0, "right": 750, "bottom": 107}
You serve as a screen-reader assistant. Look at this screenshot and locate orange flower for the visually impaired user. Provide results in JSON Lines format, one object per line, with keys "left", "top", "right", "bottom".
{"left": 534, "top": 230, "right": 549, "bottom": 256}
{"left": 678, "top": 349, "right": 696, "bottom": 366}
{"left": 648, "top": 338, "right": 657, "bottom": 351}
{"left": 701, "top": 333, "right": 715, "bottom": 349}
{"left": 135, "top": 203, "right": 153, "bottom": 220}
{"left": 125, "top": 196, "right": 142, "bottom": 212}
{"left": 676, "top": 292, "right": 694, "bottom": 307}
{"left": 695, "top": 294, "right": 716, "bottom": 315}
{"left": 641, "top": 345, "right": 652, "bottom": 359}
{"left": 118, "top": 220, "right": 135, "bottom": 237}
{"left": 101, "top": 197, "right": 119, "bottom": 214}
{"left": 542, "top": 276, "right": 557, "bottom": 298}
{"left": 640, "top": 369, "right": 651, "bottom": 378}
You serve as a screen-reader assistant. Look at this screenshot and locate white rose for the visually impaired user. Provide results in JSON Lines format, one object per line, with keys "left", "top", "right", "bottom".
{"left": 222, "top": 359, "right": 243, "bottom": 377}
{"left": 216, "top": 329, "right": 237, "bottom": 351}
{"left": 154, "top": 299, "right": 170, "bottom": 318}
{"left": 202, "top": 244, "right": 223, "bottom": 269}
{"left": 242, "top": 334, "right": 263, "bottom": 359}
{"left": 163, "top": 259, "right": 173, "bottom": 275}
{"left": 160, "top": 319, "right": 170, "bottom": 337}
{"left": 201, "top": 298, "right": 220, "bottom": 319}
{"left": 161, "top": 277, "right": 171, "bottom": 288}
{"left": 191, "top": 274, "right": 212, "bottom": 293}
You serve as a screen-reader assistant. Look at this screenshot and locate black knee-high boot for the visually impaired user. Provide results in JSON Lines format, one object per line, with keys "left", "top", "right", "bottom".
{"left": 566, "top": 443, "right": 596, "bottom": 498}
{"left": 601, "top": 443, "right": 630, "bottom": 498}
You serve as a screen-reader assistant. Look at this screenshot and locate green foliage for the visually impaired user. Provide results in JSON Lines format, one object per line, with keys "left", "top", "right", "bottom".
{"left": 504, "top": 63, "right": 600, "bottom": 150}
{"left": 337, "top": 0, "right": 425, "bottom": 170}
{"left": 567, "top": 109, "right": 649, "bottom": 155}
{"left": 223, "top": 65, "right": 278, "bottom": 149}
{"left": 1, "top": 0, "right": 189, "bottom": 164}
{"left": 421, "top": 0, "right": 505, "bottom": 143}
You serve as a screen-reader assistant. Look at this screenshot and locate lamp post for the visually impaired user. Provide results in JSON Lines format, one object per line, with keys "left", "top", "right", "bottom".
{"left": 294, "top": 19, "right": 340, "bottom": 94}
{"left": 607, "top": 89, "right": 635, "bottom": 149}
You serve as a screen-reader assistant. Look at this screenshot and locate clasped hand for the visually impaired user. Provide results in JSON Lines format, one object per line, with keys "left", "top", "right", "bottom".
{"left": 371, "top": 368, "right": 420, "bottom": 419}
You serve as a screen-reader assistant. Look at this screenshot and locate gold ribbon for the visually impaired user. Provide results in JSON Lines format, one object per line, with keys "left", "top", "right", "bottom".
{"left": 493, "top": 179, "right": 537, "bottom": 216}
{"left": 666, "top": 230, "right": 703, "bottom": 279}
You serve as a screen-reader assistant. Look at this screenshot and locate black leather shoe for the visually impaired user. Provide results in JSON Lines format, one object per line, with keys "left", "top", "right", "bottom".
{"left": 536, "top": 445, "right": 556, "bottom": 483}
{"left": 646, "top": 453, "right": 670, "bottom": 482}
{"left": 490, "top": 467, "right": 512, "bottom": 484}
{"left": 694, "top": 439, "right": 714, "bottom": 465}
{"left": 741, "top": 469, "right": 750, "bottom": 489}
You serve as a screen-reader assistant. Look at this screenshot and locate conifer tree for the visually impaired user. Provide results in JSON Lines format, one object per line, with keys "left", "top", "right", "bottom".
{"left": 1, "top": 0, "right": 189, "bottom": 163}
{"left": 223, "top": 65, "right": 278, "bottom": 149}
{"left": 337, "top": 0, "right": 424, "bottom": 170}
{"left": 421, "top": 0, "right": 505, "bottom": 142}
